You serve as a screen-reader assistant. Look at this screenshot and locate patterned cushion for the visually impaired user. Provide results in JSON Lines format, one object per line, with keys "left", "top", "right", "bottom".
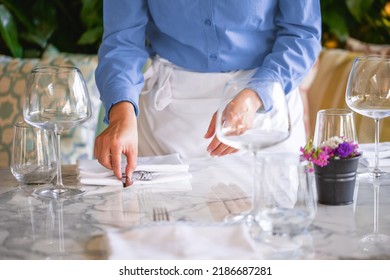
{"left": 0, "top": 51, "right": 101, "bottom": 167}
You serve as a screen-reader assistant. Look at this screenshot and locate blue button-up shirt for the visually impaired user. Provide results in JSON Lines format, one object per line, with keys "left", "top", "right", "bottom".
{"left": 96, "top": 0, "right": 322, "bottom": 118}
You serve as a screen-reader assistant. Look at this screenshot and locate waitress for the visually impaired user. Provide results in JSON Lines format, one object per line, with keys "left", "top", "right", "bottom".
{"left": 93, "top": 0, "right": 322, "bottom": 186}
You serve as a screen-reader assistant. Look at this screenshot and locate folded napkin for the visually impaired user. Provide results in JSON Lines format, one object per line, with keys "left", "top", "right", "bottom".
{"left": 104, "top": 223, "right": 315, "bottom": 260}
{"left": 358, "top": 142, "right": 390, "bottom": 168}
{"left": 105, "top": 223, "right": 263, "bottom": 259}
{"left": 77, "top": 153, "right": 192, "bottom": 187}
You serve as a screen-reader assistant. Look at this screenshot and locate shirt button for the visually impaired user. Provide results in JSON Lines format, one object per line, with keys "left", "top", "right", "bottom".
{"left": 209, "top": 53, "right": 217, "bottom": 60}
{"left": 204, "top": 19, "right": 212, "bottom": 26}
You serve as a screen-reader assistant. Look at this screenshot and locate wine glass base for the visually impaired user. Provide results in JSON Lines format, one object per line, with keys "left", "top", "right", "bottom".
{"left": 359, "top": 233, "right": 390, "bottom": 254}
{"left": 33, "top": 186, "right": 85, "bottom": 199}
{"left": 224, "top": 211, "right": 255, "bottom": 225}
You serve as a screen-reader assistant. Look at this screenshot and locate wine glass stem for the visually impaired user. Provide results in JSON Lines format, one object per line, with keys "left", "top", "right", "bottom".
{"left": 373, "top": 118, "right": 381, "bottom": 176}
{"left": 55, "top": 133, "right": 64, "bottom": 188}
{"left": 251, "top": 151, "right": 262, "bottom": 217}
{"left": 57, "top": 200, "right": 65, "bottom": 253}
{"left": 373, "top": 182, "right": 380, "bottom": 234}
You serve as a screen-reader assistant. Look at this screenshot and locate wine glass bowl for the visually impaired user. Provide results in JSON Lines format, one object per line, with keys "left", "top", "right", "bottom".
{"left": 215, "top": 78, "right": 291, "bottom": 223}
{"left": 345, "top": 55, "right": 390, "bottom": 180}
{"left": 313, "top": 109, "right": 357, "bottom": 148}
{"left": 24, "top": 66, "right": 92, "bottom": 199}
{"left": 216, "top": 79, "right": 290, "bottom": 152}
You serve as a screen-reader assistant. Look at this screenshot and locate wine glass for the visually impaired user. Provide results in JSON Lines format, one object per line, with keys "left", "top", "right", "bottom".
{"left": 215, "top": 78, "right": 291, "bottom": 223}
{"left": 359, "top": 179, "right": 390, "bottom": 255}
{"left": 345, "top": 55, "right": 390, "bottom": 180}
{"left": 313, "top": 108, "right": 357, "bottom": 147}
{"left": 24, "top": 66, "right": 92, "bottom": 199}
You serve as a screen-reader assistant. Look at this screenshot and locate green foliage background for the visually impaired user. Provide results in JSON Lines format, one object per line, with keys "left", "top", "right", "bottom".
{"left": 0, "top": 0, "right": 102, "bottom": 58}
{"left": 0, "top": 0, "right": 389, "bottom": 58}
{"left": 321, "top": 0, "right": 390, "bottom": 47}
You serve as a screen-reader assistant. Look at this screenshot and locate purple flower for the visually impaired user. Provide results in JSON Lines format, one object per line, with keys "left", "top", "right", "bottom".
{"left": 300, "top": 136, "right": 360, "bottom": 169}
{"left": 336, "top": 142, "right": 354, "bottom": 158}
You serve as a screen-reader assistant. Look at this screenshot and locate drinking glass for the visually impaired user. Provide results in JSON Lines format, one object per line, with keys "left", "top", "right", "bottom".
{"left": 24, "top": 66, "right": 92, "bottom": 199}
{"left": 216, "top": 78, "right": 291, "bottom": 223}
{"left": 11, "top": 120, "right": 56, "bottom": 185}
{"left": 250, "top": 156, "right": 316, "bottom": 246}
{"left": 345, "top": 55, "right": 390, "bottom": 180}
{"left": 313, "top": 109, "right": 357, "bottom": 147}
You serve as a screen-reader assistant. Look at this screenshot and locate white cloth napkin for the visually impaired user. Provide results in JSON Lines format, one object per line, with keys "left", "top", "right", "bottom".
{"left": 358, "top": 142, "right": 390, "bottom": 167}
{"left": 77, "top": 153, "right": 192, "bottom": 187}
{"left": 105, "top": 223, "right": 264, "bottom": 259}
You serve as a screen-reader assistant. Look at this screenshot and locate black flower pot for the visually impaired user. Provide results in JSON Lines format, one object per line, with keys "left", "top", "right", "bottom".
{"left": 313, "top": 156, "right": 360, "bottom": 205}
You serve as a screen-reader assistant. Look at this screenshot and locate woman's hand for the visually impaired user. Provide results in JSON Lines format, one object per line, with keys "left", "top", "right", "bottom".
{"left": 205, "top": 88, "right": 262, "bottom": 157}
{"left": 94, "top": 102, "right": 138, "bottom": 186}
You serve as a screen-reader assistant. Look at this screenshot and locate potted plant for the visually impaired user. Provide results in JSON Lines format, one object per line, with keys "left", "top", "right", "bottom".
{"left": 301, "top": 136, "right": 361, "bottom": 205}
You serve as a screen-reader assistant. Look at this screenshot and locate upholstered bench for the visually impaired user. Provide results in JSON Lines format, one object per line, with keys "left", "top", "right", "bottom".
{"left": 0, "top": 48, "right": 102, "bottom": 168}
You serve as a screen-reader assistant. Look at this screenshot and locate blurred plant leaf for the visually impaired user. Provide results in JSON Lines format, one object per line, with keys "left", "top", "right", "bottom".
{"left": 79, "top": 0, "right": 102, "bottom": 46}
{"left": 78, "top": 26, "right": 103, "bottom": 45}
{"left": 0, "top": 4, "right": 22, "bottom": 57}
{"left": 322, "top": 10, "right": 350, "bottom": 42}
{"left": 26, "top": 0, "right": 57, "bottom": 48}
{"left": 346, "top": 0, "right": 375, "bottom": 22}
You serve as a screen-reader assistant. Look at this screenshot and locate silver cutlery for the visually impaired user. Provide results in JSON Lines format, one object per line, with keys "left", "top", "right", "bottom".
{"left": 122, "top": 171, "right": 154, "bottom": 183}
{"left": 153, "top": 207, "right": 170, "bottom": 222}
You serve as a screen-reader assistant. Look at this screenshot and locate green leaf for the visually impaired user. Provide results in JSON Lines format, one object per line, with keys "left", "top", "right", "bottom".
{"left": 346, "top": 0, "right": 374, "bottom": 22}
{"left": 0, "top": 0, "right": 34, "bottom": 32}
{"left": 323, "top": 11, "right": 350, "bottom": 41}
{"left": 78, "top": 26, "right": 103, "bottom": 45}
{"left": 81, "top": 0, "right": 103, "bottom": 28}
{"left": 0, "top": 4, "right": 22, "bottom": 57}
{"left": 27, "top": 0, "right": 57, "bottom": 48}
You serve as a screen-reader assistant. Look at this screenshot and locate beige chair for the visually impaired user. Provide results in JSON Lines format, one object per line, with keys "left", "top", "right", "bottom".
{"left": 306, "top": 48, "right": 390, "bottom": 143}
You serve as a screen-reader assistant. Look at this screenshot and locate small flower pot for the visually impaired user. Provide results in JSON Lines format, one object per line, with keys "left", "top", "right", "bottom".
{"left": 313, "top": 156, "right": 360, "bottom": 205}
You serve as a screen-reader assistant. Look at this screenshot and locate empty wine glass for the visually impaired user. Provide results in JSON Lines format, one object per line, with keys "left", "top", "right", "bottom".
{"left": 313, "top": 108, "right": 357, "bottom": 147}
{"left": 216, "top": 78, "right": 291, "bottom": 223}
{"left": 345, "top": 55, "right": 390, "bottom": 180}
{"left": 24, "top": 66, "right": 92, "bottom": 199}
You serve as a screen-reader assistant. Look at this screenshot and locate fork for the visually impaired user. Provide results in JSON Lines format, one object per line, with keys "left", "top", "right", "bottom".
{"left": 122, "top": 171, "right": 153, "bottom": 182}
{"left": 135, "top": 171, "right": 153, "bottom": 181}
{"left": 153, "top": 207, "right": 170, "bottom": 222}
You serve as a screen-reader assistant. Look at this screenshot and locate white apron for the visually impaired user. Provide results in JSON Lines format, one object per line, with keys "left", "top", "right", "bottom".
{"left": 138, "top": 57, "right": 305, "bottom": 158}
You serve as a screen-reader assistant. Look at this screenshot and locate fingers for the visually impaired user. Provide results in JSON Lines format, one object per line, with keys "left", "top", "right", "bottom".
{"left": 206, "top": 112, "right": 238, "bottom": 157}
{"left": 124, "top": 147, "right": 137, "bottom": 187}
{"left": 204, "top": 112, "right": 217, "bottom": 139}
{"left": 110, "top": 153, "right": 123, "bottom": 180}
{"left": 94, "top": 135, "right": 124, "bottom": 179}
{"left": 94, "top": 133, "right": 113, "bottom": 170}
{"left": 207, "top": 135, "right": 238, "bottom": 157}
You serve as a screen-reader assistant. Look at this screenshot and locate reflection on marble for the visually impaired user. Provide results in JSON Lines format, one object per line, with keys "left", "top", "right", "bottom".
{"left": 0, "top": 157, "right": 390, "bottom": 260}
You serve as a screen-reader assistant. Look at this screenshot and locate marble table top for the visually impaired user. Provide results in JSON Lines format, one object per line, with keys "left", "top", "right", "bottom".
{"left": 1, "top": 155, "right": 390, "bottom": 260}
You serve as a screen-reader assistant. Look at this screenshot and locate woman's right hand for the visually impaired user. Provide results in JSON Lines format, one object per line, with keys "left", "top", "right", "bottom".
{"left": 94, "top": 102, "right": 138, "bottom": 187}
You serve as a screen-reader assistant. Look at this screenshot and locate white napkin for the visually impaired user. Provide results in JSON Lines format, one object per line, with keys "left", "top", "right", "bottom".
{"left": 77, "top": 153, "right": 192, "bottom": 187}
{"left": 105, "top": 223, "right": 263, "bottom": 259}
{"left": 358, "top": 142, "right": 390, "bottom": 167}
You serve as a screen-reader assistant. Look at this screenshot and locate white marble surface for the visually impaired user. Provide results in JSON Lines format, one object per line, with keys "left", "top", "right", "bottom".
{"left": 1, "top": 154, "right": 390, "bottom": 260}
